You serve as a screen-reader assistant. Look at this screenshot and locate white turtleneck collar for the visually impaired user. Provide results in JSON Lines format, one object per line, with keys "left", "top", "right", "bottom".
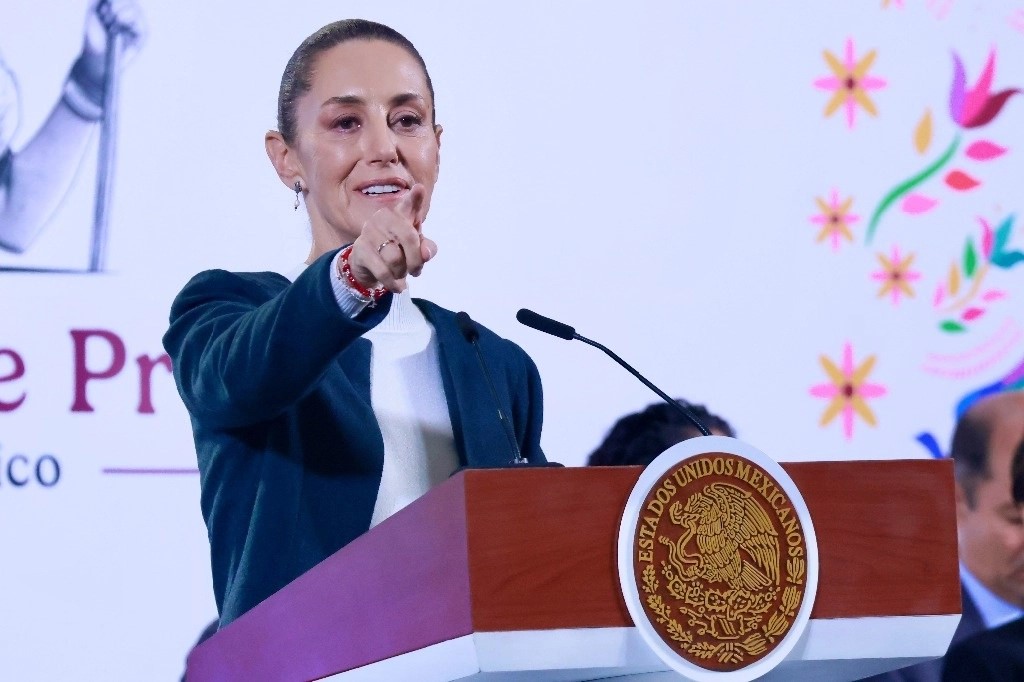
{"left": 286, "top": 259, "right": 458, "bottom": 528}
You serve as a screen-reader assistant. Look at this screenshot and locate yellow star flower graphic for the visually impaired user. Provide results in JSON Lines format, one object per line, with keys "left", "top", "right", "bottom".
{"left": 811, "top": 190, "right": 859, "bottom": 250}
{"left": 810, "top": 343, "right": 887, "bottom": 440}
{"left": 872, "top": 246, "right": 921, "bottom": 305}
{"left": 813, "top": 39, "right": 887, "bottom": 128}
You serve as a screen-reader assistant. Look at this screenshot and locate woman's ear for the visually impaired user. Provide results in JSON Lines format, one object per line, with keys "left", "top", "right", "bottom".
{"left": 265, "top": 130, "right": 303, "bottom": 188}
{"left": 433, "top": 124, "right": 443, "bottom": 174}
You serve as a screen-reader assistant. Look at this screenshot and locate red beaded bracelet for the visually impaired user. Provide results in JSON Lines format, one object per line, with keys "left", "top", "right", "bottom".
{"left": 339, "top": 245, "right": 388, "bottom": 306}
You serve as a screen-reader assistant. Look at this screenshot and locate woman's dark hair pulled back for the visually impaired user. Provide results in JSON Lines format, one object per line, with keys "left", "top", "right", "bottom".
{"left": 586, "top": 401, "right": 735, "bottom": 467}
{"left": 277, "top": 19, "right": 435, "bottom": 144}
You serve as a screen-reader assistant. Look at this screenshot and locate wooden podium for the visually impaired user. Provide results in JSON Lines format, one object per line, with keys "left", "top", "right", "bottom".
{"left": 187, "top": 461, "right": 960, "bottom": 682}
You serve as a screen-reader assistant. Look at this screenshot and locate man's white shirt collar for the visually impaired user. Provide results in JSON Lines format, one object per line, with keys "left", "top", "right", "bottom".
{"left": 960, "top": 563, "right": 1024, "bottom": 629}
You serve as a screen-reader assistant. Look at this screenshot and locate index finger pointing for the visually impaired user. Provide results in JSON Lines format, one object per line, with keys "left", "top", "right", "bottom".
{"left": 399, "top": 184, "right": 428, "bottom": 229}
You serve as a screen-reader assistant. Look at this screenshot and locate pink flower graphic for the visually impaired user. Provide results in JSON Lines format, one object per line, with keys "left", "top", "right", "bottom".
{"left": 810, "top": 343, "right": 887, "bottom": 440}
{"left": 950, "top": 50, "right": 1020, "bottom": 129}
{"left": 934, "top": 214, "right": 1023, "bottom": 333}
{"left": 867, "top": 48, "right": 1020, "bottom": 244}
{"left": 871, "top": 246, "right": 922, "bottom": 305}
{"left": 811, "top": 190, "right": 860, "bottom": 250}
{"left": 814, "top": 38, "right": 887, "bottom": 129}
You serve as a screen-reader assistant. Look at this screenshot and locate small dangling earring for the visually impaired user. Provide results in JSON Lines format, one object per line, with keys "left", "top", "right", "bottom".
{"left": 293, "top": 181, "right": 302, "bottom": 210}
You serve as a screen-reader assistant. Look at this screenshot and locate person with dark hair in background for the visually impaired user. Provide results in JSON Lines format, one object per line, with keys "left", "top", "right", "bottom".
{"left": 0, "top": 0, "right": 144, "bottom": 253}
{"left": 587, "top": 400, "right": 734, "bottom": 467}
{"left": 942, "top": 439, "right": 1024, "bottom": 681}
{"left": 164, "top": 19, "right": 546, "bottom": 636}
{"left": 862, "top": 390, "right": 1024, "bottom": 681}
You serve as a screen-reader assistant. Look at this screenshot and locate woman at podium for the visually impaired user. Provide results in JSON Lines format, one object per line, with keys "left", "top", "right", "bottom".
{"left": 163, "top": 19, "right": 546, "bottom": 628}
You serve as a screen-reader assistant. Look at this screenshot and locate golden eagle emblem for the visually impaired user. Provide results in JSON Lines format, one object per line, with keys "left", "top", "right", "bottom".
{"left": 663, "top": 482, "right": 780, "bottom": 592}
{"left": 632, "top": 453, "right": 808, "bottom": 671}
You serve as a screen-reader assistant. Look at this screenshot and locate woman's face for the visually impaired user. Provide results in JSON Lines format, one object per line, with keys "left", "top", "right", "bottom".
{"left": 289, "top": 40, "right": 441, "bottom": 247}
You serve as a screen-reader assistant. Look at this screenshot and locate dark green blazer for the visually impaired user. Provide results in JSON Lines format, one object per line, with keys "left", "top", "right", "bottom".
{"left": 163, "top": 251, "right": 545, "bottom": 626}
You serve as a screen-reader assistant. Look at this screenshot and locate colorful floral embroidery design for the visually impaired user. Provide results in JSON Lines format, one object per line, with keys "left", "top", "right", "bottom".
{"left": 872, "top": 246, "right": 921, "bottom": 304}
{"left": 933, "top": 214, "right": 1023, "bottom": 333}
{"left": 811, "top": 191, "right": 860, "bottom": 250}
{"left": 866, "top": 49, "right": 1020, "bottom": 244}
{"left": 810, "top": 343, "right": 887, "bottom": 440}
{"left": 814, "top": 39, "right": 887, "bottom": 129}
{"left": 923, "top": 318, "right": 1023, "bottom": 379}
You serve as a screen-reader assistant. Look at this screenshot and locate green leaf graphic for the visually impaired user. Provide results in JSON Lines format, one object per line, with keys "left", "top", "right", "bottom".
{"left": 866, "top": 135, "right": 961, "bottom": 245}
{"left": 964, "top": 240, "right": 977, "bottom": 278}
{"left": 940, "top": 320, "right": 966, "bottom": 333}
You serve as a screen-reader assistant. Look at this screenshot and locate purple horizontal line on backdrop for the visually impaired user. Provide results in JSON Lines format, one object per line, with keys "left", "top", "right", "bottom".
{"left": 101, "top": 468, "right": 200, "bottom": 475}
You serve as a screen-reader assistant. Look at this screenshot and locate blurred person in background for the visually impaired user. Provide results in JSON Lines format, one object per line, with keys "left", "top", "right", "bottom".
{"left": 586, "top": 399, "right": 733, "bottom": 467}
{"left": 942, "top": 438, "right": 1024, "bottom": 681}
{"left": 863, "top": 390, "right": 1024, "bottom": 681}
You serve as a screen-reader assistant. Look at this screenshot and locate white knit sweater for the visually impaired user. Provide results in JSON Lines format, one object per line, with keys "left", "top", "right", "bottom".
{"left": 364, "top": 291, "right": 458, "bottom": 527}
{"left": 287, "top": 261, "right": 459, "bottom": 528}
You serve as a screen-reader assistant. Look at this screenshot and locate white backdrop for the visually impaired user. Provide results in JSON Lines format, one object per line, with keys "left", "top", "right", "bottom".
{"left": 1, "top": 1, "right": 1023, "bottom": 679}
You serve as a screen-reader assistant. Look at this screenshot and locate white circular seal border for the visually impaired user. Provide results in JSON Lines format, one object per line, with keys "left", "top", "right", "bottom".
{"left": 616, "top": 435, "right": 819, "bottom": 682}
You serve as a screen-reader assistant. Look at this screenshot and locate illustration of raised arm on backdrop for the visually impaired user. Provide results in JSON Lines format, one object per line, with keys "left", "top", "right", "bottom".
{"left": 0, "top": 0, "right": 144, "bottom": 253}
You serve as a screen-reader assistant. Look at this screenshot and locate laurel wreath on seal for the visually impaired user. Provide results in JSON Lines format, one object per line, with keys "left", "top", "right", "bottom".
{"left": 640, "top": 549, "right": 807, "bottom": 663}
{"left": 767, "top": 556, "right": 806, "bottom": 636}
{"left": 642, "top": 565, "right": 694, "bottom": 645}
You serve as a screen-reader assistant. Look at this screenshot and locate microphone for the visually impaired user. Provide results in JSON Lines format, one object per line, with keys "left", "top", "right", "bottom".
{"left": 456, "top": 312, "right": 527, "bottom": 464}
{"left": 515, "top": 309, "right": 712, "bottom": 437}
{"left": 515, "top": 308, "right": 575, "bottom": 340}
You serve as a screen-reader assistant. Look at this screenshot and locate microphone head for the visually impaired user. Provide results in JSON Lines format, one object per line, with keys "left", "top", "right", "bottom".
{"left": 455, "top": 311, "right": 480, "bottom": 343}
{"left": 516, "top": 309, "right": 576, "bottom": 341}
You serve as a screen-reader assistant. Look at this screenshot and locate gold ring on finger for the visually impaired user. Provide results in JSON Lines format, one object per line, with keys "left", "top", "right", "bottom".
{"left": 377, "top": 238, "right": 396, "bottom": 255}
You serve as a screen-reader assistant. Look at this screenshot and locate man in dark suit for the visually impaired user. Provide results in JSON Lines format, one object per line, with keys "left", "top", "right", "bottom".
{"left": 941, "top": 439, "right": 1024, "bottom": 681}
{"left": 862, "top": 390, "right": 1024, "bottom": 681}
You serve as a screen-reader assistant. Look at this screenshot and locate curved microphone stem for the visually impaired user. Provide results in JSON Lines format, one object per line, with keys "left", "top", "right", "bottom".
{"left": 516, "top": 308, "right": 712, "bottom": 437}
{"left": 573, "top": 333, "right": 712, "bottom": 437}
